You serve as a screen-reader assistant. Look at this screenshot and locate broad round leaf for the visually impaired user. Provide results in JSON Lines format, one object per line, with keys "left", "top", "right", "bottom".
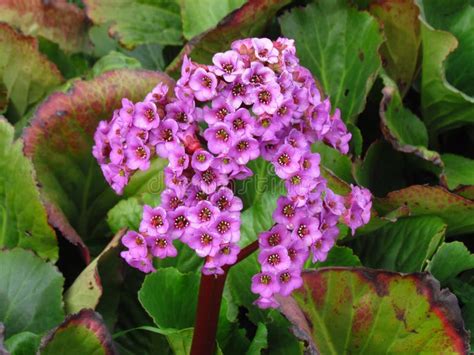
{"left": 279, "top": 0, "right": 383, "bottom": 123}
{"left": 139, "top": 268, "right": 199, "bottom": 330}
{"left": 278, "top": 268, "right": 469, "bottom": 354}
{"left": 166, "top": 0, "right": 291, "bottom": 77}
{"left": 0, "top": 249, "right": 64, "bottom": 338}
{"left": 180, "top": 0, "right": 246, "bottom": 40}
{"left": 23, "top": 69, "right": 174, "bottom": 257}
{"left": 369, "top": 0, "right": 421, "bottom": 95}
{"left": 0, "top": 118, "right": 57, "bottom": 261}
{"left": 351, "top": 216, "right": 446, "bottom": 272}
{"left": 40, "top": 309, "right": 115, "bottom": 355}
{"left": 84, "top": 0, "right": 182, "bottom": 49}
{"left": 0, "top": 0, "right": 88, "bottom": 53}
{"left": 0, "top": 24, "right": 63, "bottom": 118}
{"left": 379, "top": 74, "right": 442, "bottom": 167}
{"left": 375, "top": 185, "right": 474, "bottom": 236}
{"left": 417, "top": 1, "right": 474, "bottom": 134}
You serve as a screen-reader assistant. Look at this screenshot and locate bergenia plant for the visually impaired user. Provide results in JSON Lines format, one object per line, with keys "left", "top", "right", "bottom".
{"left": 93, "top": 37, "right": 372, "bottom": 351}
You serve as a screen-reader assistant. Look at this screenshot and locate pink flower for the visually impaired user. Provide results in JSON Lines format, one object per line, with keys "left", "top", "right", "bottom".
{"left": 189, "top": 68, "right": 218, "bottom": 101}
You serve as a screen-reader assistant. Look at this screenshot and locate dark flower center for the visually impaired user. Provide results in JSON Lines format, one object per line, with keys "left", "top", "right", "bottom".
{"left": 217, "top": 108, "right": 228, "bottom": 120}
{"left": 260, "top": 274, "right": 271, "bottom": 285}
{"left": 290, "top": 175, "right": 302, "bottom": 185}
{"left": 268, "top": 233, "right": 281, "bottom": 246}
{"left": 135, "top": 146, "right": 147, "bottom": 159}
{"left": 169, "top": 197, "right": 184, "bottom": 210}
{"left": 223, "top": 63, "right": 234, "bottom": 74}
{"left": 217, "top": 196, "right": 229, "bottom": 211}
{"left": 250, "top": 74, "right": 263, "bottom": 85}
{"left": 277, "top": 153, "right": 290, "bottom": 166}
{"left": 145, "top": 108, "right": 155, "bottom": 122}
{"left": 232, "top": 83, "right": 245, "bottom": 97}
{"left": 258, "top": 90, "right": 271, "bottom": 104}
{"left": 267, "top": 253, "right": 281, "bottom": 266}
{"left": 196, "top": 153, "right": 207, "bottom": 162}
{"left": 155, "top": 238, "right": 168, "bottom": 248}
{"left": 297, "top": 224, "right": 309, "bottom": 238}
{"left": 151, "top": 215, "right": 164, "bottom": 228}
{"left": 237, "top": 140, "right": 250, "bottom": 152}
{"left": 216, "top": 129, "right": 230, "bottom": 141}
{"left": 280, "top": 272, "right": 291, "bottom": 283}
{"left": 200, "top": 233, "right": 213, "bottom": 245}
{"left": 135, "top": 236, "right": 144, "bottom": 246}
{"left": 202, "top": 75, "right": 213, "bottom": 88}
{"left": 199, "top": 207, "right": 212, "bottom": 222}
{"left": 162, "top": 128, "right": 173, "bottom": 142}
{"left": 202, "top": 169, "right": 216, "bottom": 184}
{"left": 216, "top": 220, "right": 231, "bottom": 234}
{"left": 277, "top": 106, "right": 288, "bottom": 116}
{"left": 176, "top": 112, "right": 188, "bottom": 123}
{"left": 196, "top": 191, "right": 208, "bottom": 201}
{"left": 174, "top": 215, "right": 189, "bottom": 230}
{"left": 282, "top": 204, "right": 295, "bottom": 218}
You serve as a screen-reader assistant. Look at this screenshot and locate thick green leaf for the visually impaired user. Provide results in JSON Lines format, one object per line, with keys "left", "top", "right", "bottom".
{"left": 307, "top": 246, "right": 361, "bottom": 269}
{"left": 417, "top": 0, "right": 474, "bottom": 96}
{"left": 354, "top": 141, "right": 407, "bottom": 197}
{"left": 379, "top": 74, "right": 442, "bottom": 167}
{"left": 0, "top": 24, "right": 63, "bottom": 119}
{"left": 351, "top": 216, "right": 446, "bottom": 272}
{"left": 107, "top": 268, "right": 172, "bottom": 355}
{"left": 369, "top": 0, "right": 421, "bottom": 95}
{"left": 427, "top": 242, "right": 474, "bottom": 285}
{"left": 40, "top": 309, "right": 115, "bottom": 355}
{"left": 278, "top": 268, "right": 469, "bottom": 354}
{"left": 4, "top": 332, "right": 40, "bottom": 355}
{"left": 166, "top": 0, "right": 290, "bottom": 77}
{"left": 23, "top": 70, "right": 173, "bottom": 255}
{"left": 0, "top": 118, "right": 57, "bottom": 260}
{"left": 91, "top": 51, "right": 142, "bottom": 77}
{"left": 226, "top": 191, "right": 301, "bottom": 352}
{"left": 418, "top": 2, "right": 474, "bottom": 134}
{"left": 234, "top": 158, "right": 284, "bottom": 210}
{"left": 107, "top": 193, "right": 161, "bottom": 234}
{"left": 64, "top": 230, "right": 125, "bottom": 314}
{"left": 139, "top": 268, "right": 199, "bottom": 330}
{"left": 0, "top": 249, "right": 64, "bottom": 338}
{"left": 123, "top": 44, "right": 165, "bottom": 71}
{"left": 84, "top": 0, "right": 182, "bottom": 49}
{"left": 246, "top": 323, "right": 267, "bottom": 355}
{"left": 312, "top": 142, "right": 354, "bottom": 183}
{"left": 106, "top": 192, "right": 202, "bottom": 273}
{"left": 375, "top": 185, "right": 474, "bottom": 236}
{"left": 441, "top": 154, "right": 474, "bottom": 190}
{"left": 0, "top": 0, "right": 88, "bottom": 53}
{"left": 180, "top": 0, "right": 246, "bottom": 40}
{"left": 279, "top": 0, "right": 383, "bottom": 123}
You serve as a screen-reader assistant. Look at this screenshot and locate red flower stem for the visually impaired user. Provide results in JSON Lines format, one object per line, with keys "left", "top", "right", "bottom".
{"left": 190, "top": 240, "right": 259, "bottom": 355}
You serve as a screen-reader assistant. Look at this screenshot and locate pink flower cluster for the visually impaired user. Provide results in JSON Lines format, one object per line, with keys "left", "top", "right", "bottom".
{"left": 93, "top": 37, "right": 372, "bottom": 308}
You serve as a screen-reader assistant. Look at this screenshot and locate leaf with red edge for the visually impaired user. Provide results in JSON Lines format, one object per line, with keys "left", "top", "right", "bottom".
{"left": 40, "top": 309, "right": 115, "bottom": 355}
{"left": 374, "top": 185, "right": 474, "bottom": 236}
{"left": 166, "top": 0, "right": 291, "bottom": 78}
{"left": 64, "top": 230, "right": 125, "bottom": 314}
{"left": 0, "top": 0, "right": 88, "bottom": 53}
{"left": 0, "top": 24, "right": 63, "bottom": 119}
{"left": 84, "top": 0, "right": 182, "bottom": 49}
{"left": 278, "top": 268, "right": 470, "bottom": 354}
{"left": 23, "top": 69, "right": 174, "bottom": 260}
{"left": 369, "top": 0, "right": 421, "bottom": 95}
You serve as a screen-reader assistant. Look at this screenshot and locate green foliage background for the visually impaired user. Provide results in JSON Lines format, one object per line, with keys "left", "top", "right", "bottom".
{"left": 0, "top": 0, "right": 473, "bottom": 353}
